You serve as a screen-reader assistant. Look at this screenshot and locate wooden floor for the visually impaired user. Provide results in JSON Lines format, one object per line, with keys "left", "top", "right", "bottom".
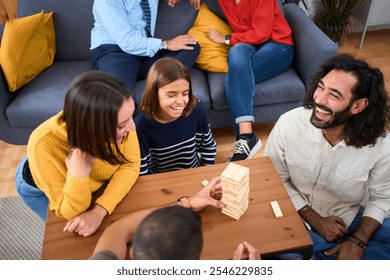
{"left": 1, "top": 29, "right": 389, "bottom": 198}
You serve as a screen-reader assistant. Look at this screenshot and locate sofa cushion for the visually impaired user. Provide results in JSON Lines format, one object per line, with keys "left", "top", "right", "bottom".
{"left": 208, "top": 68, "right": 305, "bottom": 111}
{"left": 154, "top": 0, "right": 198, "bottom": 39}
{"left": 17, "top": 0, "right": 94, "bottom": 61}
{"left": 202, "top": 0, "right": 226, "bottom": 21}
{"left": 0, "top": 11, "right": 55, "bottom": 92}
{"left": 188, "top": 3, "right": 231, "bottom": 73}
{"left": 6, "top": 61, "right": 91, "bottom": 128}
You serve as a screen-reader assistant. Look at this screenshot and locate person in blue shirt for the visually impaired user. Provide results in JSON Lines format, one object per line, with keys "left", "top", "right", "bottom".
{"left": 135, "top": 57, "right": 216, "bottom": 175}
{"left": 90, "top": 0, "right": 200, "bottom": 92}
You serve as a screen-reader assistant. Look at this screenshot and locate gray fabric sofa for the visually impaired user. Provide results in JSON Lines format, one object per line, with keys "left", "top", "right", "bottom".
{"left": 0, "top": 0, "right": 338, "bottom": 145}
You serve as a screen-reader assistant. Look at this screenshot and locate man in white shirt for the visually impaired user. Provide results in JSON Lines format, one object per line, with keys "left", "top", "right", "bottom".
{"left": 264, "top": 54, "right": 390, "bottom": 259}
{"left": 90, "top": 0, "right": 200, "bottom": 92}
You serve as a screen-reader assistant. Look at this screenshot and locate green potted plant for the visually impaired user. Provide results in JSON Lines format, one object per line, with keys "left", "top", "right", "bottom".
{"left": 313, "top": 0, "right": 368, "bottom": 43}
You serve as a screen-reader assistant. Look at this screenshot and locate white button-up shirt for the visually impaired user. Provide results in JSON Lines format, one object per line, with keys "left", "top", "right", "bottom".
{"left": 264, "top": 107, "right": 390, "bottom": 227}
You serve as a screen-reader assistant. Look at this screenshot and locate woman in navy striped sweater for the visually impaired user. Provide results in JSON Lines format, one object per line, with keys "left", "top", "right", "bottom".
{"left": 135, "top": 57, "right": 217, "bottom": 175}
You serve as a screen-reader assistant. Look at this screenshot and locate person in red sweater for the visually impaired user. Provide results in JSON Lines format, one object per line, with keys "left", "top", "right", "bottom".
{"left": 207, "top": 0, "right": 294, "bottom": 161}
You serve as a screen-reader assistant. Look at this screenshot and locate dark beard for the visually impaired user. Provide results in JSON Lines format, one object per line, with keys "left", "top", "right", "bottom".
{"left": 310, "top": 102, "right": 352, "bottom": 129}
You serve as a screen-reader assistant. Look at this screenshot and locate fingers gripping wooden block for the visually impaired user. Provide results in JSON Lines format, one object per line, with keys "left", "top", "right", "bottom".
{"left": 201, "top": 180, "right": 209, "bottom": 187}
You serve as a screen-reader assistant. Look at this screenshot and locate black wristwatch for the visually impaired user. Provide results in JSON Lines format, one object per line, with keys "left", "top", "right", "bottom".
{"left": 224, "top": 35, "right": 231, "bottom": 45}
{"left": 160, "top": 40, "right": 168, "bottom": 50}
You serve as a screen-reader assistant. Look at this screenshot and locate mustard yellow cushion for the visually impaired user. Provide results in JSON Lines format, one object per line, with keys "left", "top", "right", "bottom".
{"left": 188, "top": 3, "right": 232, "bottom": 73}
{"left": 0, "top": 10, "right": 56, "bottom": 92}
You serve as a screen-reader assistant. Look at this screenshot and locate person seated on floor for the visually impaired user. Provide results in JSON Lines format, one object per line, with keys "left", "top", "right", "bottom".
{"left": 264, "top": 53, "right": 390, "bottom": 259}
{"left": 89, "top": 177, "right": 260, "bottom": 260}
{"left": 15, "top": 71, "right": 140, "bottom": 237}
{"left": 135, "top": 57, "right": 216, "bottom": 175}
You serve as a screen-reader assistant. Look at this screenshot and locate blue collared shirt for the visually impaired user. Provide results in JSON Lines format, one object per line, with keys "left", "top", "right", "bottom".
{"left": 91, "top": 0, "right": 161, "bottom": 57}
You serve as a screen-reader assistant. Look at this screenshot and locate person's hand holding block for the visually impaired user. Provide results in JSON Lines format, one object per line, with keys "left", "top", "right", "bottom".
{"left": 201, "top": 180, "right": 209, "bottom": 187}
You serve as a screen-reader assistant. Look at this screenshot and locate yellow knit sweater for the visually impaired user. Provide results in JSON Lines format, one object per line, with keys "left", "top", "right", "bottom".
{"left": 27, "top": 111, "right": 140, "bottom": 220}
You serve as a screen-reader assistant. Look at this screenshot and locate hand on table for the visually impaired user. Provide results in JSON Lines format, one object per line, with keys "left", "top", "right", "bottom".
{"left": 63, "top": 204, "right": 107, "bottom": 237}
{"left": 233, "top": 241, "right": 261, "bottom": 260}
{"left": 188, "top": 176, "right": 225, "bottom": 212}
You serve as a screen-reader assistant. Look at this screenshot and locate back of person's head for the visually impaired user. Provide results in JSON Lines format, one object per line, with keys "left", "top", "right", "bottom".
{"left": 140, "top": 57, "right": 196, "bottom": 121}
{"left": 63, "top": 71, "right": 133, "bottom": 165}
{"left": 303, "top": 53, "right": 389, "bottom": 148}
{"left": 132, "top": 206, "right": 203, "bottom": 260}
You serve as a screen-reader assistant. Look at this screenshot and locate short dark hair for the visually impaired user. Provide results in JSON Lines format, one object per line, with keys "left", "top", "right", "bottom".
{"left": 139, "top": 57, "right": 196, "bottom": 121}
{"left": 63, "top": 71, "right": 133, "bottom": 165}
{"left": 303, "top": 53, "right": 389, "bottom": 148}
{"left": 132, "top": 206, "right": 203, "bottom": 260}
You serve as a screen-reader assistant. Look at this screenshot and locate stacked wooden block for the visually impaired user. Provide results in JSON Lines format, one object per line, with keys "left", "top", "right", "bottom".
{"left": 220, "top": 162, "right": 250, "bottom": 220}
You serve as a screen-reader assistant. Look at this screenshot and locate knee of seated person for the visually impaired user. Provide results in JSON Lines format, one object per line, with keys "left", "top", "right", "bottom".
{"left": 228, "top": 43, "right": 252, "bottom": 57}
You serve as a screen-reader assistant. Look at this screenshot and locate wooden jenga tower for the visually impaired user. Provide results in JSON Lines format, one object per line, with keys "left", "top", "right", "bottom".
{"left": 220, "top": 162, "right": 250, "bottom": 220}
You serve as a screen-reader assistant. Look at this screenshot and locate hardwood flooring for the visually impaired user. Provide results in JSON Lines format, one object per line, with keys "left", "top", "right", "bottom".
{"left": 1, "top": 29, "right": 389, "bottom": 198}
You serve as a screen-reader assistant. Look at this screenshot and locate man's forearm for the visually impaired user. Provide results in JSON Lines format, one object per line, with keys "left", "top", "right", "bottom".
{"left": 351, "top": 216, "right": 380, "bottom": 244}
{"left": 298, "top": 205, "right": 322, "bottom": 229}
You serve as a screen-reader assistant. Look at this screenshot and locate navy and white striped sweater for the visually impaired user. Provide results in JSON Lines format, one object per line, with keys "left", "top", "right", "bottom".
{"left": 135, "top": 101, "right": 217, "bottom": 175}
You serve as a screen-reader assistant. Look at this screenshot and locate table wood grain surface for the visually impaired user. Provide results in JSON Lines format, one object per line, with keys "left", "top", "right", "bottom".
{"left": 41, "top": 157, "right": 312, "bottom": 260}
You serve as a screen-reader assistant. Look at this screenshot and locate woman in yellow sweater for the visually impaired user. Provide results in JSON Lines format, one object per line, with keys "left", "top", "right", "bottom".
{"left": 15, "top": 71, "right": 140, "bottom": 237}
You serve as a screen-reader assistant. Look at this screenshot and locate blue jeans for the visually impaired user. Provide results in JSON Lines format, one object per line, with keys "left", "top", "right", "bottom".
{"left": 310, "top": 208, "right": 390, "bottom": 260}
{"left": 224, "top": 41, "right": 294, "bottom": 136}
{"left": 91, "top": 43, "right": 201, "bottom": 93}
{"left": 15, "top": 156, "right": 48, "bottom": 221}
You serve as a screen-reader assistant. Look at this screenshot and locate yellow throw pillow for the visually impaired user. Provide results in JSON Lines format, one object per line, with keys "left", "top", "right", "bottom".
{"left": 188, "top": 3, "right": 232, "bottom": 73}
{"left": 0, "top": 10, "right": 56, "bottom": 92}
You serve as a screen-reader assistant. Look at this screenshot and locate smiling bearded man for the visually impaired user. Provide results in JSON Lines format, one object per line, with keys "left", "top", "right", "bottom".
{"left": 264, "top": 54, "right": 390, "bottom": 260}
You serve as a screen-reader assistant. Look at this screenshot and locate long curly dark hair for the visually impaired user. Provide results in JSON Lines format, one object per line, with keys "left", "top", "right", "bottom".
{"left": 303, "top": 54, "right": 389, "bottom": 148}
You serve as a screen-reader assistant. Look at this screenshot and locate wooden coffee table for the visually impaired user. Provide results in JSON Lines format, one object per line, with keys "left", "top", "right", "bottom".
{"left": 41, "top": 157, "right": 313, "bottom": 260}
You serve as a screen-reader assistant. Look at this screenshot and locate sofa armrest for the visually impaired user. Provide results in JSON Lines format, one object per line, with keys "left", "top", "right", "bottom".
{"left": 0, "top": 68, "right": 13, "bottom": 112}
{"left": 283, "top": 3, "right": 338, "bottom": 87}
{"left": 0, "top": 68, "right": 19, "bottom": 143}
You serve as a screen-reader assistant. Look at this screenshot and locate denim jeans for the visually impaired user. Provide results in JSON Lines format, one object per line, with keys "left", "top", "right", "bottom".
{"left": 310, "top": 207, "right": 390, "bottom": 260}
{"left": 15, "top": 156, "right": 48, "bottom": 221}
{"left": 224, "top": 41, "right": 294, "bottom": 136}
{"left": 91, "top": 43, "right": 201, "bottom": 92}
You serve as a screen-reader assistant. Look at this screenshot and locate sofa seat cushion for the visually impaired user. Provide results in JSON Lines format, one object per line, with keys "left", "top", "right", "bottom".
{"left": 6, "top": 61, "right": 91, "bottom": 128}
{"left": 208, "top": 67, "right": 305, "bottom": 111}
{"left": 134, "top": 68, "right": 210, "bottom": 110}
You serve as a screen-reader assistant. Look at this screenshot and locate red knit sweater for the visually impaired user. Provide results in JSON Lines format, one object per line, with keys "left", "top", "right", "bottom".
{"left": 218, "top": 0, "right": 293, "bottom": 46}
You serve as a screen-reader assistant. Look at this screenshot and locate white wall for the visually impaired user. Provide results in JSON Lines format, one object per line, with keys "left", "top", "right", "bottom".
{"left": 301, "top": 0, "right": 322, "bottom": 18}
{"left": 302, "top": 0, "right": 389, "bottom": 32}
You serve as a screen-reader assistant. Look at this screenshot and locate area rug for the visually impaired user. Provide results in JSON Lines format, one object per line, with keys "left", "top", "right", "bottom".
{"left": 0, "top": 196, "right": 44, "bottom": 260}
